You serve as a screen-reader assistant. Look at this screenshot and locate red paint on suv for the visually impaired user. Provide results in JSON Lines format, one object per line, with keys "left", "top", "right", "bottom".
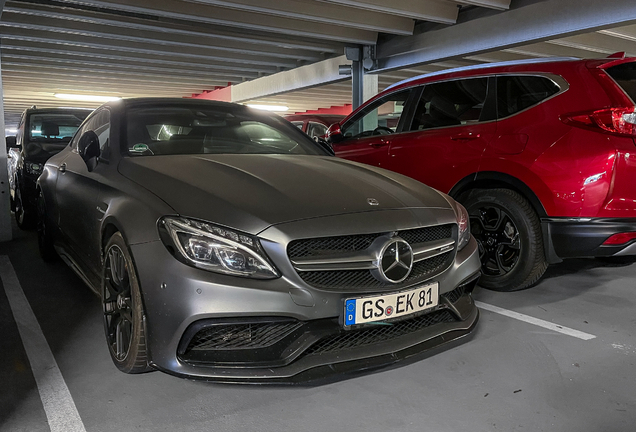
{"left": 327, "top": 56, "right": 636, "bottom": 291}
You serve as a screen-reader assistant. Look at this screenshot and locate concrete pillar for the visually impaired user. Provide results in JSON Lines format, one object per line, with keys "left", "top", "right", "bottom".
{"left": 363, "top": 73, "right": 378, "bottom": 103}
{"left": 351, "top": 60, "right": 364, "bottom": 110}
{"left": 0, "top": 1, "right": 11, "bottom": 242}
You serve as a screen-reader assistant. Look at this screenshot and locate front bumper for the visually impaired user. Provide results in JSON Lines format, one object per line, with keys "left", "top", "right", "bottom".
{"left": 130, "top": 212, "right": 481, "bottom": 382}
{"left": 543, "top": 217, "right": 636, "bottom": 259}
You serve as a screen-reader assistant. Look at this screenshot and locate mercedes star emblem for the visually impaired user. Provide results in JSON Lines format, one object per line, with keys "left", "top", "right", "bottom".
{"left": 372, "top": 237, "right": 414, "bottom": 284}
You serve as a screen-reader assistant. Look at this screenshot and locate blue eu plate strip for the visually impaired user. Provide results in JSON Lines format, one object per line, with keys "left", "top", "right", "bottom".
{"left": 345, "top": 299, "right": 356, "bottom": 326}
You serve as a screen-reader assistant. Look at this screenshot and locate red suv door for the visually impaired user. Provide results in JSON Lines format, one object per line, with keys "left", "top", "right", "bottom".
{"left": 385, "top": 77, "right": 496, "bottom": 193}
{"left": 332, "top": 88, "right": 414, "bottom": 168}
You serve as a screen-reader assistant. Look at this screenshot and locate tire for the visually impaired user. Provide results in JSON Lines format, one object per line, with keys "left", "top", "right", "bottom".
{"left": 36, "top": 190, "right": 57, "bottom": 262}
{"left": 102, "top": 232, "right": 152, "bottom": 374}
{"left": 459, "top": 188, "right": 548, "bottom": 291}
{"left": 14, "top": 181, "right": 35, "bottom": 230}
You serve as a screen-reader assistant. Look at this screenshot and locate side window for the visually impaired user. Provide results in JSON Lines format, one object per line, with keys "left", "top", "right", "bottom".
{"left": 341, "top": 89, "right": 411, "bottom": 139}
{"left": 75, "top": 109, "right": 111, "bottom": 158}
{"left": 307, "top": 122, "right": 327, "bottom": 138}
{"left": 497, "top": 75, "right": 560, "bottom": 118}
{"left": 410, "top": 77, "right": 488, "bottom": 131}
{"left": 290, "top": 121, "right": 304, "bottom": 130}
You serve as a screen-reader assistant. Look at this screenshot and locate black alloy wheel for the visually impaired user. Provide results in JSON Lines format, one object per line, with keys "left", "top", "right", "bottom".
{"left": 102, "top": 233, "right": 151, "bottom": 373}
{"left": 36, "top": 191, "right": 56, "bottom": 261}
{"left": 472, "top": 206, "right": 521, "bottom": 276}
{"left": 460, "top": 188, "right": 548, "bottom": 291}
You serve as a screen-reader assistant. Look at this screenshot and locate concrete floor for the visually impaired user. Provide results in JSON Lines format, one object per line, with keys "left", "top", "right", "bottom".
{"left": 1, "top": 226, "right": 635, "bottom": 432}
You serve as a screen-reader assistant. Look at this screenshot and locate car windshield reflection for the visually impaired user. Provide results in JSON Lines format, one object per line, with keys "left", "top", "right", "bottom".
{"left": 125, "top": 106, "right": 324, "bottom": 156}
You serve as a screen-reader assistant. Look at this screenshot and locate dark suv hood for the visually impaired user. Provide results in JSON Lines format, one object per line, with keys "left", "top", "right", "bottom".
{"left": 118, "top": 154, "right": 451, "bottom": 234}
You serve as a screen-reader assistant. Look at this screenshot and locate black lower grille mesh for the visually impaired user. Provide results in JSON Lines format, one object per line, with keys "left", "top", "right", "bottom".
{"left": 442, "top": 285, "right": 465, "bottom": 304}
{"left": 187, "top": 322, "right": 303, "bottom": 351}
{"left": 298, "top": 251, "right": 452, "bottom": 291}
{"left": 306, "top": 309, "right": 457, "bottom": 355}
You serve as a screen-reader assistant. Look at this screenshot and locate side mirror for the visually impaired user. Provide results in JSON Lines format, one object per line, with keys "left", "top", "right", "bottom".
{"left": 326, "top": 123, "right": 344, "bottom": 144}
{"left": 77, "top": 130, "right": 100, "bottom": 171}
{"left": 5, "top": 136, "right": 17, "bottom": 151}
{"left": 314, "top": 136, "right": 335, "bottom": 156}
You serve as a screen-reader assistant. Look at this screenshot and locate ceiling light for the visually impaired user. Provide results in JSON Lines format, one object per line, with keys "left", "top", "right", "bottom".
{"left": 54, "top": 93, "right": 121, "bottom": 102}
{"left": 246, "top": 104, "right": 289, "bottom": 112}
{"left": 5, "top": 128, "right": 17, "bottom": 135}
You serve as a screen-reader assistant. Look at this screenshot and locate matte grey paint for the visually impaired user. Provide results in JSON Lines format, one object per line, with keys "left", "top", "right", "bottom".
{"left": 38, "top": 98, "right": 481, "bottom": 380}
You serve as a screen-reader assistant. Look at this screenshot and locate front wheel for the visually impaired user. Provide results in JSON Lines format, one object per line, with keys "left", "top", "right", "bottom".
{"left": 460, "top": 188, "right": 548, "bottom": 291}
{"left": 102, "top": 232, "right": 152, "bottom": 374}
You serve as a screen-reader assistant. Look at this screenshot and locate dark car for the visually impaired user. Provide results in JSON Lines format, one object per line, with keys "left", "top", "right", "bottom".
{"left": 8, "top": 107, "right": 92, "bottom": 228}
{"left": 37, "top": 98, "right": 480, "bottom": 381}
{"left": 327, "top": 55, "right": 636, "bottom": 292}
{"left": 285, "top": 114, "right": 345, "bottom": 139}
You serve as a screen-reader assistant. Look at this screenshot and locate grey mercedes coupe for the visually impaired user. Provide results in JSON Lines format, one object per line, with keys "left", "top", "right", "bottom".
{"left": 37, "top": 98, "right": 481, "bottom": 382}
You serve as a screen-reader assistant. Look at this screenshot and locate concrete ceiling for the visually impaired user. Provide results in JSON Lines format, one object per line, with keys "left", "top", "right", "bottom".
{"left": 0, "top": 0, "right": 510, "bottom": 128}
{"left": 1, "top": 0, "right": 635, "bottom": 127}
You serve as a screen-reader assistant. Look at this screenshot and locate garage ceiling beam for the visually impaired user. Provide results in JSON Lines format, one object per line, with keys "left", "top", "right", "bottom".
{"left": 1, "top": 53, "right": 260, "bottom": 80}
{"left": 376, "top": 0, "right": 636, "bottom": 72}
{"left": 5, "top": 2, "right": 344, "bottom": 54}
{"left": 231, "top": 56, "right": 351, "bottom": 103}
{"left": 57, "top": 0, "right": 379, "bottom": 44}
{"left": 0, "top": 10, "right": 324, "bottom": 62}
{"left": 1, "top": 41, "right": 278, "bottom": 75}
{"left": 454, "top": 0, "right": 510, "bottom": 10}
{"left": 186, "top": 0, "right": 414, "bottom": 35}
{"left": 314, "top": 0, "right": 459, "bottom": 23}
{"left": 0, "top": 28, "right": 300, "bottom": 68}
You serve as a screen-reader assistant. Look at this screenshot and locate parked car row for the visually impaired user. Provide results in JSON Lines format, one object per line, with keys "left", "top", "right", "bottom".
{"left": 7, "top": 54, "right": 636, "bottom": 381}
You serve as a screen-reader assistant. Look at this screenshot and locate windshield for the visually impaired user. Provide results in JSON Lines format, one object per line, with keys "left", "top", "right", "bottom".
{"left": 25, "top": 111, "right": 89, "bottom": 159}
{"left": 125, "top": 105, "right": 326, "bottom": 156}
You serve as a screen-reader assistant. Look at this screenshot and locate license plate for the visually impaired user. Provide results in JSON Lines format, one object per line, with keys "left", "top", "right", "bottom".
{"left": 343, "top": 283, "right": 439, "bottom": 327}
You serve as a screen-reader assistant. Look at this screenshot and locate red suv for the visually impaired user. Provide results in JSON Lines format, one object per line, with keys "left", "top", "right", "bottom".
{"left": 327, "top": 55, "right": 636, "bottom": 291}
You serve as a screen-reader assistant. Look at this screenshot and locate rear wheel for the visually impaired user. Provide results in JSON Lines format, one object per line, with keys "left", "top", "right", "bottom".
{"left": 460, "top": 188, "right": 548, "bottom": 291}
{"left": 102, "top": 233, "right": 152, "bottom": 374}
{"left": 14, "top": 181, "right": 35, "bottom": 229}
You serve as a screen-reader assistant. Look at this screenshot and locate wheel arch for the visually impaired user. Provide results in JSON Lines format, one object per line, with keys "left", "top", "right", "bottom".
{"left": 448, "top": 171, "right": 548, "bottom": 218}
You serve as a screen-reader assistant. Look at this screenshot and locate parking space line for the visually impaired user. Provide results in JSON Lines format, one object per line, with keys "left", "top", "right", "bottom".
{"left": 475, "top": 301, "right": 596, "bottom": 340}
{"left": 0, "top": 256, "right": 87, "bottom": 432}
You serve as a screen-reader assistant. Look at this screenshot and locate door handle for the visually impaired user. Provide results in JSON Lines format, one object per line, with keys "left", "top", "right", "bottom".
{"left": 59, "top": 163, "right": 67, "bottom": 173}
{"left": 450, "top": 133, "right": 480, "bottom": 141}
{"left": 370, "top": 142, "right": 389, "bottom": 148}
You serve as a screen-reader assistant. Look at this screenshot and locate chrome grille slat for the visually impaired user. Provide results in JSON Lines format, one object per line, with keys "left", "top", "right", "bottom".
{"left": 287, "top": 224, "right": 455, "bottom": 292}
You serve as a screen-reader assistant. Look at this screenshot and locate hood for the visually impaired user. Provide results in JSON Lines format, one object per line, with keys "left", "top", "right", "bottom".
{"left": 118, "top": 154, "right": 451, "bottom": 234}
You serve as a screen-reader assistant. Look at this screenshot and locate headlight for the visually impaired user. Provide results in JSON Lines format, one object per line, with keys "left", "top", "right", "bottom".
{"left": 159, "top": 217, "right": 279, "bottom": 279}
{"left": 26, "top": 162, "right": 43, "bottom": 175}
{"left": 452, "top": 201, "right": 471, "bottom": 250}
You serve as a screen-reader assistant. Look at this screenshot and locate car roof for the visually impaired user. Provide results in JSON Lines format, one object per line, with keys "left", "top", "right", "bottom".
{"left": 384, "top": 57, "right": 580, "bottom": 92}
{"left": 25, "top": 107, "right": 94, "bottom": 114}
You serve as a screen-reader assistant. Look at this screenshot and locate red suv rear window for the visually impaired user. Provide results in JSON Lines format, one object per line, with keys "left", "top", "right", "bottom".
{"left": 606, "top": 62, "right": 636, "bottom": 103}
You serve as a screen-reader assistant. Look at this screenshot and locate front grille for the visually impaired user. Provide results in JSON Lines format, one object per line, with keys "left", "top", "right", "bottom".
{"left": 186, "top": 322, "right": 303, "bottom": 351}
{"left": 288, "top": 225, "right": 453, "bottom": 260}
{"left": 442, "top": 285, "right": 465, "bottom": 304}
{"left": 306, "top": 309, "right": 457, "bottom": 355}
{"left": 288, "top": 224, "right": 455, "bottom": 292}
{"left": 298, "top": 251, "right": 452, "bottom": 292}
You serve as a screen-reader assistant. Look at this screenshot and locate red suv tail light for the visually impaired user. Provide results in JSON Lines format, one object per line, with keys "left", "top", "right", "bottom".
{"left": 563, "top": 107, "right": 636, "bottom": 137}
